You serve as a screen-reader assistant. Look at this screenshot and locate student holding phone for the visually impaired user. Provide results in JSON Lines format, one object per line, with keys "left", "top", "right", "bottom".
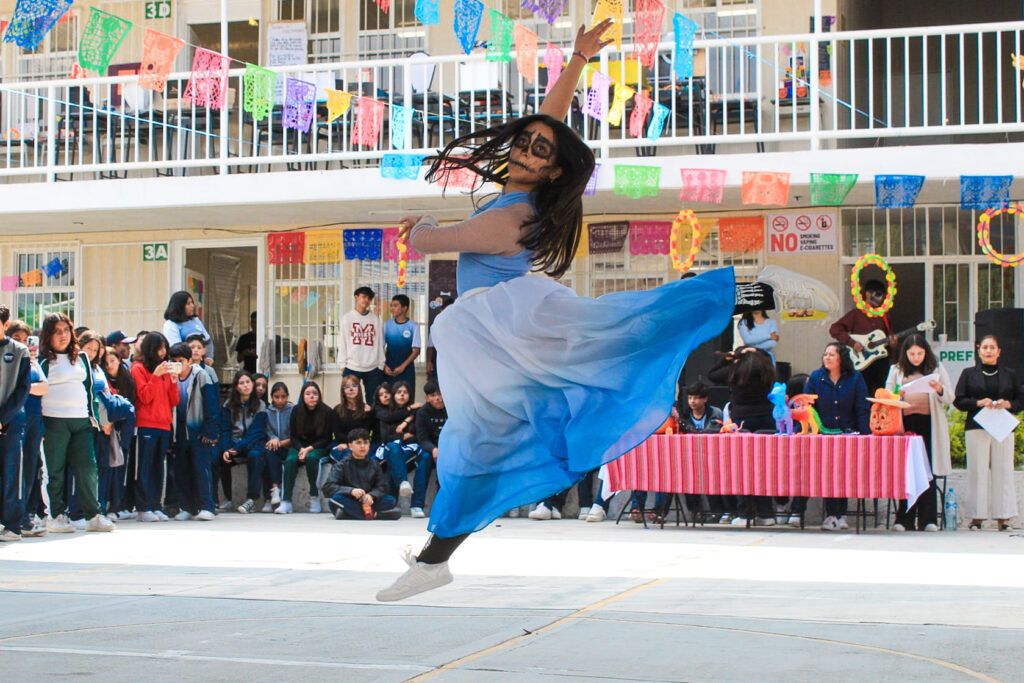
{"left": 131, "top": 332, "right": 179, "bottom": 522}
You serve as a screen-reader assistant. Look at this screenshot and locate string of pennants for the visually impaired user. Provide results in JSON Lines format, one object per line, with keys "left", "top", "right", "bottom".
{"left": 1, "top": 257, "right": 67, "bottom": 291}
{"left": 267, "top": 229, "right": 424, "bottom": 266}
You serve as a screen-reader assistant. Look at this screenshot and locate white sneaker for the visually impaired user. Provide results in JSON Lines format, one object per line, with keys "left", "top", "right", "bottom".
{"left": 70, "top": 518, "right": 87, "bottom": 530}
{"left": 757, "top": 265, "right": 840, "bottom": 315}
{"left": 261, "top": 502, "right": 273, "bottom": 513}
{"left": 196, "top": 510, "right": 216, "bottom": 521}
{"left": 787, "top": 514, "right": 802, "bottom": 527}
{"left": 923, "top": 523, "right": 939, "bottom": 532}
{"left": 551, "top": 507, "right": 562, "bottom": 520}
{"left": 308, "top": 497, "right": 322, "bottom": 514}
{"left": 755, "top": 517, "right": 776, "bottom": 527}
{"left": 22, "top": 518, "right": 47, "bottom": 537}
{"left": 217, "top": 501, "right": 233, "bottom": 512}
{"left": 731, "top": 517, "right": 748, "bottom": 527}
{"left": 46, "top": 514, "right": 75, "bottom": 533}
{"left": 237, "top": 499, "right": 256, "bottom": 514}
{"left": 85, "top": 514, "right": 115, "bottom": 532}
{"left": 154, "top": 510, "right": 170, "bottom": 522}
{"left": 376, "top": 547, "right": 454, "bottom": 602}
{"left": 399, "top": 481, "right": 413, "bottom": 498}
{"left": 837, "top": 516, "right": 849, "bottom": 530}
{"left": 138, "top": 511, "right": 160, "bottom": 522}
{"left": 410, "top": 507, "right": 425, "bottom": 519}
{"left": 275, "top": 501, "right": 293, "bottom": 514}
{"left": 577, "top": 506, "right": 591, "bottom": 520}
{"left": 0, "top": 528, "right": 22, "bottom": 542}
{"left": 821, "top": 516, "right": 839, "bottom": 531}
{"left": 892, "top": 523, "right": 907, "bottom": 532}
{"left": 174, "top": 511, "right": 193, "bottom": 521}
{"left": 528, "top": 503, "right": 552, "bottom": 520}
{"left": 116, "top": 510, "right": 137, "bottom": 520}
{"left": 586, "top": 506, "right": 607, "bottom": 523}
{"left": 270, "top": 486, "right": 281, "bottom": 505}
{"left": 508, "top": 507, "right": 520, "bottom": 518}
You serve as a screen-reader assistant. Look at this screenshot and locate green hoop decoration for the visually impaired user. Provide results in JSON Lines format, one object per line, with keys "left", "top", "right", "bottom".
{"left": 850, "top": 254, "right": 896, "bottom": 317}
{"left": 977, "top": 204, "right": 1024, "bottom": 268}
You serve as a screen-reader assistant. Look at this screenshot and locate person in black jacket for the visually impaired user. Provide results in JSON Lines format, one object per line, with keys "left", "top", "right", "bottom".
{"left": 410, "top": 381, "right": 447, "bottom": 518}
{"left": 330, "top": 375, "right": 377, "bottom": 461}
{"left": 323, "top": 429, "right": 400, "bottom": 520}
{"left": 374, "top": 380, "right": 422, "bottom": 501}
{"left": 707, "top": 345, "right": 777, "bottom": 527}
{"left": 279, "top": 381, "right": 334, "bottom": 515}
{"left": 953, "top": 335, "right": 1024, "bottom": 531}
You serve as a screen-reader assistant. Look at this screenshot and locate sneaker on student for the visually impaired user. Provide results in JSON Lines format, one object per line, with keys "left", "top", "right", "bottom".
{"left": 410, "top": 507, "right": 425, "bottom": 519}
{"left": 377, "top": 508, "right": 402, "bottom": 521}
{"left": 376, "top": 546, "right": 454, "bottom": 602}
{"left": 399, "top": 481, "right": 413, "bottom": 498}
{"left": 261, "top": 501, "right": 273, "bottom": 513}
{"left": 755, "top": 517, "right": 776, "bottom": 527}
{"left": 270, "top": 486, "right": 281, "bottom": 505}
{"left": 138, "top": 511, "right": 160, "bottom": 522}
{"left": 731, "top": 516, "right": 748, "bottom": 527}
{"left": 154, "top": 510, "right": 170, "bottom": 522}
{"left": 174, "top": 510, "right": 193, "bottom": 521}
{"left": 70, "top": 517, "right": 87, "bottom": 530}
{"left": 585, "top": 506, "right": 607, "bottom": 523}
{"left": 718, "top": 513, "right": 733, "bottom": 525}
{"left": 821, "top": 516, "right": 839, "bottom": 531}
{"left": 275, "top": 501, "right": 293, "bottom": 515}
{"left": 892, "top": 523, "right": 907, "bottom": 532}
{"left": 237, "top": 499, "right": 256, "bottom": 514}
{"left": 22, "top": 518, "right": 47, "bottom": 537}
{"left": 508, "top": 507, "right": 520, "bottom": 518}
{"left": 47, "top": 514, "right": 75, "bottom": 533}
{"left": 308, "top": 497, "right": 322, "bottom": 514}
{"left": 116, "top": 510, "right": 137, "bottom": 521}
{"left": 787, "top": 514, "right": 802, "bottom": 528}
{"left": 757, "top": 265, "right": 839, "bottom": 315}
{"left": 837, "top": 516, "right": 849, "bottom": 530}
{"left": 577, "top": 506, "right": 591, "bottom": 520}
{"left": 0, "top": 528, "right": 22, "bottom": 542}
{"left": 217, "top": 501, "right": 233, "bottom": 512}
{"left": 923, "top": 523, "right": 939, "bottom": 532}
{"left": 85, "top": 514, "right": 115, "bottom": 532}
{"left": 528, "top": 503, "right": 552, "bottom": 520}
{"left": 551, "top": 506, "right": 562, "bottom": 520}
{"left": 196, "top": 510, "right": 216, "bottom": 521}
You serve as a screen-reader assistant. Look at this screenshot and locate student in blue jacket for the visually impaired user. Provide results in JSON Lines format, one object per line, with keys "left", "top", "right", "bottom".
{"left": 218, "top": 371, "right": 267, "bottom": 514}
{"left": 168, "top": 343, "right": 220, "bottom": 521}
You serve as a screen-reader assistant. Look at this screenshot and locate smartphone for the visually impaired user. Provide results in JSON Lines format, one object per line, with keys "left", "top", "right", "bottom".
{"left": 166, "top": 361, "right": 182, "bottom": 374}
{"left": 26, "top": 335, "right": 39, "bottom": 349}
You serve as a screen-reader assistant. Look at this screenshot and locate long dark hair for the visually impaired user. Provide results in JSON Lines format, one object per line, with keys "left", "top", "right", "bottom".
{"left": 391, "top": 380, "right": 413, "bottom": 408}
{"left": 164, "top": 290, "right": 196, "bottom": 324}
{"left": 424, "top": 114, "right": 593, "bottom": 279}
{"left": 138, "top": 332, "right": 169, "bottom": 373}
{"left": 77, "top": 329, "right": 105, "bottom": 368}
{"left": 226, "top": 370, "right": 263, "bottom": 419}
{"left": 822, "top": 342, "right": 855, "bottom": 377}
{"left": 729, "top": 346, "right": 776, "bottom": 389}
{"left": 741, "top": 310, "right": 769, "bottom": 330}
{"left": 40, "top": 313, "right": 79, "bottom": 363}
{"left": 294, "top": 381, "right": 332, "bottom": 440}
{"left": 896, "top": 334, "right": 938, "bottom": 376}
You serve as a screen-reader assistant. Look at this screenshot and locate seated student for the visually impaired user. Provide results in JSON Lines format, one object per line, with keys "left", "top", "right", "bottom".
{"left": 278, "top": 381, "right": 334, "bottom": 514}
{"left": 219, "top": 371, "right": 268, "bottom": 514}
{"left": 410, "top": 381, "right": 447, "bottom": 519}
{"left": 168, "top": 343, "right": 220, "bottom": 521}
{"left": 329, "top": 375, "right": 377, "bottom": 465}
{"left": 375, "top": 380, "right": 423, "bottom": 501}
{"left": 677, "top": 382, "right": 734, "bottom": 523}
{"left": 263, "top": 382, "right": 293, "bottom": 510}
{"left": 322, "top": 428, "right": 400, "bottom": 520}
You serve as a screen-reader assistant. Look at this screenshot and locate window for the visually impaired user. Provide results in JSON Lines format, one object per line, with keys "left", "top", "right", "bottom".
{"left": 11, "top": 245, "right": 78, "bottom": 330}
{"left": 14, "top": 12, "right": 79, "bottom": 80}
{"left": 503, "top": 0, "right": 574, "bottom": 45}
{"left": 276, "top": 0, "right": 343, "bottom": 62}
{"left": 358, "top": 0, "right": 424, "bottom": 60}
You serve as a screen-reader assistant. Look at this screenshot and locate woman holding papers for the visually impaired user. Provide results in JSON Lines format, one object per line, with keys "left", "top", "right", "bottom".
{"left": 953, "top": 335, "right": 1024, "bottom": 531}
{"left": 885, "top": 335, "right": 953, "bottom": 531}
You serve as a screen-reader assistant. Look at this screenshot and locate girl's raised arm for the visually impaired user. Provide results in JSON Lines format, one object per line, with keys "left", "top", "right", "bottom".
{"left": 539, "top": 19, "right": 614, "bottom": 121}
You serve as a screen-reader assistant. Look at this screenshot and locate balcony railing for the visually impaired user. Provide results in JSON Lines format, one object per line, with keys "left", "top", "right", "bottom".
{"left": 0, "top": 20, "right": 1022, "bottom": 183}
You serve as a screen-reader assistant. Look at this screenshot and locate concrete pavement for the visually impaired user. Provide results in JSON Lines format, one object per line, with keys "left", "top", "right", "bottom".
{"left": 1, "top": 512, "right": 1022, "bottom": 681}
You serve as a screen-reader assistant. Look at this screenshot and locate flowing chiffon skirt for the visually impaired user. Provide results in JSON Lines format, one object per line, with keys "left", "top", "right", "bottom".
{"left": 428, "top": 267, "right": 736, "bottom": 537}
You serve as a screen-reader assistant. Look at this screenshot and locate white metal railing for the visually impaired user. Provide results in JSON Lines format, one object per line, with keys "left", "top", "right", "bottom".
{"left": 0, "top": 20, "right": 1022, "bottom": 183}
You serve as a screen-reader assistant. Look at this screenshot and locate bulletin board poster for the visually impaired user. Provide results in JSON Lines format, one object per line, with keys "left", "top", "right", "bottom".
{"left": 267, "top": 21, "right": 308, "bottom": 103}
{"left": 427, "top": 259, "right": 457, "bottom": 329}
{"left": 766, "top": 211, "right": 838, "bottom": 254}
{"left": 184, "top": 267, "right": 205, "bottom": 321}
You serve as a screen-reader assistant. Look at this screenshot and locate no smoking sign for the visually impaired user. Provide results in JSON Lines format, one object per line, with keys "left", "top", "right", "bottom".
{"left": 766, "top": 211, "right": 838, "bottom": 254}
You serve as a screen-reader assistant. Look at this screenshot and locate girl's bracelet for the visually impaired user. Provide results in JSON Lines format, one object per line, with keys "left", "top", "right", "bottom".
{"left": 572, "top": 50, "right": 588, "bottom": 62}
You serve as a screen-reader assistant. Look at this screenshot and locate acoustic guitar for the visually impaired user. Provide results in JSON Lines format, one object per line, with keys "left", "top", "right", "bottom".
{"left": 848, "top": 321, "right": 937, "bottom": 371}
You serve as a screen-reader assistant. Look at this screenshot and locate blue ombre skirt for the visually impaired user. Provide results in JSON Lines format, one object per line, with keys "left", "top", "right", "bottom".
{"left": 428, "top": 267, "right": 736, "bottom": 537}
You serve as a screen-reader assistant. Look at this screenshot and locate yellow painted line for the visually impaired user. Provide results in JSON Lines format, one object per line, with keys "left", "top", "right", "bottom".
{"left": 406, "top": 577, "right": 670, "bottom": 682}
{"left": 0, "top": 564, "right": 129, "bottom": 589}
{"left": 589, "top": 617, "right": 1002, "bottom": 683}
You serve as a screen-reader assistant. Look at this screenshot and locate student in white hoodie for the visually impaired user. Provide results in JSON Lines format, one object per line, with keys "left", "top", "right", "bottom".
{"left": 339, "top": 287, "right": 386, "bottom": 406}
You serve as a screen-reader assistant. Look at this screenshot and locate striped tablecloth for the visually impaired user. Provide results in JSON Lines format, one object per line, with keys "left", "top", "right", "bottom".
{"left": 605, "top": 433, "right": 931, "bottom": 505}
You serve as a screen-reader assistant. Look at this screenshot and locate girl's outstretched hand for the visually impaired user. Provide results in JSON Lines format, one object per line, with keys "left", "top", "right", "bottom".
{"left": 398, "top": 216, "right": 420, "bottom": 241}
{"left": 575, "top": 19, "right": 615, "bottom": 59}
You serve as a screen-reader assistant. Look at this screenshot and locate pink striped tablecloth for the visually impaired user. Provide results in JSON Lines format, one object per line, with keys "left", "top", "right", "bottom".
{"left": 605, "top": 433, "right": 931, "bottom": 504}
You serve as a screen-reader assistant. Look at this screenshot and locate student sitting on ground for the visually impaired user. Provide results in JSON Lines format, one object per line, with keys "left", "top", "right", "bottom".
{"left": 322, "top": 429, "right": 400, "bottom": 520}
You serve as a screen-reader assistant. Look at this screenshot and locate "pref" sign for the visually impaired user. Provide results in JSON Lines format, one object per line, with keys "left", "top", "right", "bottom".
{"left": 767, "top": 211, "right": 838, "bottom": 254}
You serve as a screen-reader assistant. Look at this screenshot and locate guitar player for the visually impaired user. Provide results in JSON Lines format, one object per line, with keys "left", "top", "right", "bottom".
{"left": 829, "top": 279, "right": 898, "bottom": 395}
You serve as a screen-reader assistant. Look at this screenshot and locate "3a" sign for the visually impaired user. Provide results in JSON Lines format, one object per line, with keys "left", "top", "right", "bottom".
{"left": 142, "top": 243, "right": 169, "bottom": 261}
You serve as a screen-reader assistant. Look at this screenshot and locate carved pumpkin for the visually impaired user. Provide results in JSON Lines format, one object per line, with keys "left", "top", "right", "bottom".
{"left": 867, "top": 389, "right": 907, "bottom": 436}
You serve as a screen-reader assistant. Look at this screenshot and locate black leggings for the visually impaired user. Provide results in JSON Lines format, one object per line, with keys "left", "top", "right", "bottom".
{"left": 417, "top": 533, "right": 469, "bottom": 564}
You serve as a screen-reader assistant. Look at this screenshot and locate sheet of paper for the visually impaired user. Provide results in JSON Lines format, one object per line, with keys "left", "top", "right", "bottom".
{"left": 899, "top": 372, "right": 939, "bottom": 395}
{"left": 974, "top": 407, "right": 1019, "bottom": 444}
